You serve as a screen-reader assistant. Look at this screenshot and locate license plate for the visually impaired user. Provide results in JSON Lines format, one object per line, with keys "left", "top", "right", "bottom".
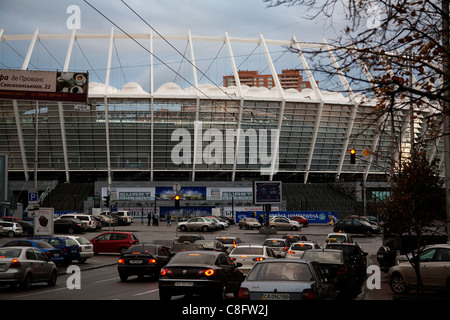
{"left": 71, "top": 250, "right": 78, "bottom": 253}
{"left": 53, "top": 253, "right": 60, "bottom": 257}
{"left": 175, "top": 282, "right": 193, "bottom": 287}
{"left": 261, "top": 293, "right": 290, "bottom": 300}
{"left": 129, "top": 260, "right": 143, "bottom": 264}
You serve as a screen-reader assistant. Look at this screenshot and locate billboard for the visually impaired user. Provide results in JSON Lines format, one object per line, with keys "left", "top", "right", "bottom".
{"left": 0, "top": 69, "right": 88, "bottom": 103}
{"left": 253, "top": 181, "right": 282, "bottom": 204}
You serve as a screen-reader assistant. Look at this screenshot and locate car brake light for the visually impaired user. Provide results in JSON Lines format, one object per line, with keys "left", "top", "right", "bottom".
{"left": 197, "top": 269, "right": 216, "bottom": 277}
{"left": 160, "top": 268, "right": 173, "bottom": 276}
{"left": 337, "top": 266, "right": 347, "bottom": 276}
{"left": 287, "top": 251, "right": 295, "bottom": 254}
{"left": 302, "top": 289, "right": 316, "bottom": 300}
{"left": 238, "top": 287, "right": 250, "bottom": 300}
{"left": 148, "top": 259, "right": 156, "bottom": 264}
{"left": 253, "top": 257, "right": 265, "bottom": 262}
{"left": 10, "top": 259, "right": 21, "bottom": 268}
{"left": 118, "top": 258, "right": 124, "bottom": 264}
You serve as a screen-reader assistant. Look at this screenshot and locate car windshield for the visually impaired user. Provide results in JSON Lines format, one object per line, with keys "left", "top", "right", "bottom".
{"left": 263, "top": 240, "right": 285, "bottom": 247}
{"left": 327, "top": 245, "right": 358, "bottom": 256}
{"left": 231, "top": 247, "right": 263, "bottom": 255}
{"left": 0, "top": 248, "right": 21, "bottom": 258}
{"left": 74, "top": 237, "right": 91, "bottom": 245}
{"left": 302, "top": 251, "right": 343, "bottom": 264}
{"left": 126, "top": 245, "right": 155, "bottom": 255}
{"left": 247, "top": 262, "right": 313, "bottom": 282}
{"left": 65, "top": 239, "right": 79, "bottom": 246}
{"left": 327, "top": 235, "right": 347, "bottom": 242}
{"left": 291, "top": 244, "right": 313, "bottom": 251}
{"left": 169, "top": 253, "right": 216, "bottom": 265}
{"left": 35, "top": 241, "right": 54, "bottom": 249}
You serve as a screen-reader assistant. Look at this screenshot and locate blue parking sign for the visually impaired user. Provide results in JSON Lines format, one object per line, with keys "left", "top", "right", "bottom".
{"left": 28, "top": 190, "right": 39, "bottom": 203}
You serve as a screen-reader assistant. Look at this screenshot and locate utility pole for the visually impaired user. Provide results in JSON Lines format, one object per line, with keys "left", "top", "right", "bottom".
{"left": 442, "top": 0, "right": 450, "bottom": 243}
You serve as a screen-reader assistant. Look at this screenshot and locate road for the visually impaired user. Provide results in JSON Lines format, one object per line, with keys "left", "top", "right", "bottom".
{"left": 0, "top": 223, "right": 384, "bottom": 301}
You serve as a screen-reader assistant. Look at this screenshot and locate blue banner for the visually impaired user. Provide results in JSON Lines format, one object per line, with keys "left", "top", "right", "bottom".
{"left": 235, "top": 211, "right": 338, "bottom": 225}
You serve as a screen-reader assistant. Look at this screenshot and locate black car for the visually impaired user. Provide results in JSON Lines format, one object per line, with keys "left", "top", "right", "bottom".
{"left": 325, "top": 242, "right": 368, "bottom": 281}
{"left": 159, "top": 251, "right": 245, "bottom": 300}
{"left": 54, "top": 218, "right": 85, "bottom": 234}
{"left": 301, "top": 248, "right": 359, "bottom": 298}
{"left": 333, "top": 218, "right": 381, "bottom": 236}
{"left": 17, "top": 220, "right": 34, "bottom": 236}
{"left": 118, "top": 244, "right": 172, "bottom": 281}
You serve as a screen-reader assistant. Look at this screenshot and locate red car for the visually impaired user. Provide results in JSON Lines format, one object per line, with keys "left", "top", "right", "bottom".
{"left": 289, "top": 216, "right": 309, "bottom": 227}
{"left": 90, "top": 232, "right": 139, "bottom": 254}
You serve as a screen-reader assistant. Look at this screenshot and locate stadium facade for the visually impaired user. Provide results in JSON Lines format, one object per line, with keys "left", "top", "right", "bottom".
{"left": 0, "top": 29, "right": 444, "bottom": 214}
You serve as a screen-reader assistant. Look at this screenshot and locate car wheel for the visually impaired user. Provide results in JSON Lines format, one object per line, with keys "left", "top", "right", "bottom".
{"left": 365, "top": 230, "right": 372, "bottom": 237}
{"left": 291, "top": 226, "right": 298, "bottom": 231}
{"left": 270, "top": 225, "right": 276, "bottom": 229}
{"left": 390, "top": 272, "right": 408, "bottom": 294}
{"left": 21, "top": 273, "right": 32, "bottom": 289}
{"left": 7, "top": 231, "right": 14, "bottom": 238}
{"left": 202, "top": 225, "right": 209, "bottom": 232}
{"left": 159, "top": 289, "right": 172, "bottom": 301}
{"left": 119, "top": 247, "right": 128, "bottom": 255}
{"left": 48, "top": 271, "right": 57, "bottom": 287}
{"left": 119, "top": 272, "right": 128, "bottom": 282}
{"left": 180, "top": 225, "right": 187, "bottom": 232}
{"left": 78, "top": 258, "right": 87, "bottom": 263}
{"left": 67, "top": 227, "right": 74, "bottom": 234}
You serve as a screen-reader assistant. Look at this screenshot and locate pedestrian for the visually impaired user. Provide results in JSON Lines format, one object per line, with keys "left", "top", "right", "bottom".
{"left": 148, "top": 212, "right": 151, "bottom": 226}
{"left": 155, "top": 212, "right": 159, "bottom": 226}
{"left": 167, "top": 213, "right": 172, "bottom": 226}
{"left": 258, "top": 214, "right": 264, "bottom": 225}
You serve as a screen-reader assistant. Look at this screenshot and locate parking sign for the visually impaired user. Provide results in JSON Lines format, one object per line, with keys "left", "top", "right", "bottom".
{"left": 28, "top": 190, "right": 39, "bottom": 205}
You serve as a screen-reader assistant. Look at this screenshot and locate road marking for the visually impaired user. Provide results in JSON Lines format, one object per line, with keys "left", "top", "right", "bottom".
{"left": 13, "top": 286, "right": 67, "bottom": 298}
{"left": 133, "top": 289, "right": 159, "bottom": 296}
{"left": 92, "top": 277, "right": 119, "bottom": 284}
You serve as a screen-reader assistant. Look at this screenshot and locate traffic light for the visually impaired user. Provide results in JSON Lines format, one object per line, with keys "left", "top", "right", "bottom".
{"left": 350, "top": 148, "right": 356, "bottom": 164}
{"left": 174, "top": 195, "right": 180, "bottom": 210}
{"left": 103, "top": 195, "right": 110, "bottom": 209}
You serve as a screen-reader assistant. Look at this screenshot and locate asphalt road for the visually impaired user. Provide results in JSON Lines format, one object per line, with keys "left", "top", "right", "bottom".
{"left": 0, "top": 222, "right": 389, "bottom": 301}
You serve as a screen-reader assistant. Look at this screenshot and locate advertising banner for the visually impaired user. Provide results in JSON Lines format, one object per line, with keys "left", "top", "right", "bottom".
{"left": 34, "top": 207, "right": 54, "bottom": 236}
{"left": 0, "top": 69, "right": 88, "bottom": 103}
{"left": 235, "top": 210, "right": 338, "bottom": 225}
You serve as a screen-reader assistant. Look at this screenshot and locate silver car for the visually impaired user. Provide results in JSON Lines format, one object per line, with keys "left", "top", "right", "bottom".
{"left": 177, "top": 217, "right": 217, "bottom": 232}
{"left": 388, "top": 244, "right": 450, "bottom": 294}
{"left": 238, "top": 260, "right": 337, "bottom": 300}
{"left": 229, "top": 244, "right": 277, "bottom": 274}
{"left": 0, "top": 246, "right": 57, "bottom": 289}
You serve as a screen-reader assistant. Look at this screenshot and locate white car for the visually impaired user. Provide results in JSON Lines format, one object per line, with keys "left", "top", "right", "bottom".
{"left": 57, "top": 214, "right": 97, "bottom": 231}
{"left": 63, "top": 235, "right": 94, "bottom": 263}
{"left": 229, "top": 244, "right": 277, "bottom": 274}
{"left": 286, "top": 241, "right": 321, "bottom": 259}
{"left": 0, "top": 221, "right": 23, "bottom": 238}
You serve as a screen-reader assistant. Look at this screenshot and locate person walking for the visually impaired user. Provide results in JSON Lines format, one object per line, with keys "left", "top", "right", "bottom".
{"left": 167, "top": 213, "right": 172, "bottom": 226}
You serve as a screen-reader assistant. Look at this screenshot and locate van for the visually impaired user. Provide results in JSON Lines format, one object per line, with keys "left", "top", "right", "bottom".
{"left": 57, "top": 214, "right": 97, "bottom": 231}
{"left": 116, "top": 211, "right": 133, "bottom": 225}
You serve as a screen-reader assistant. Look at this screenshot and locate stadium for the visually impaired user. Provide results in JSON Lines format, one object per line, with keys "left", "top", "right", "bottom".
{"left": 0, "top": 29, "right": 443, "bottom": 219}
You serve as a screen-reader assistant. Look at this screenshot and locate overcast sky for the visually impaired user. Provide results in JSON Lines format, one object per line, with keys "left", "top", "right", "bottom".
{"left": 0, "top": 0, "right": 353, "bottom": 90}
